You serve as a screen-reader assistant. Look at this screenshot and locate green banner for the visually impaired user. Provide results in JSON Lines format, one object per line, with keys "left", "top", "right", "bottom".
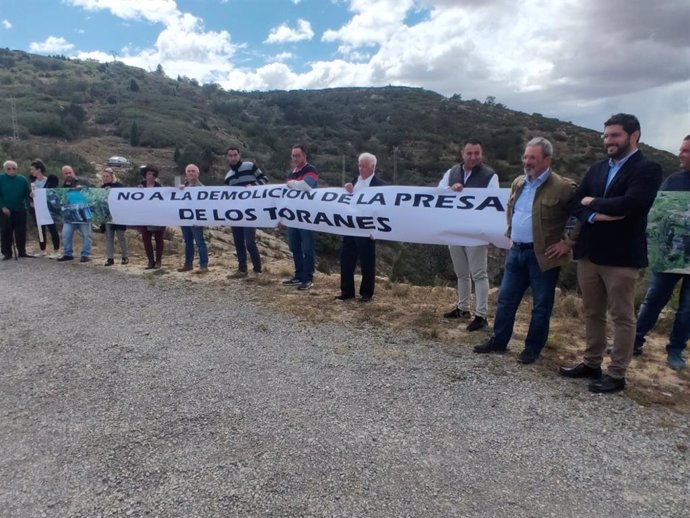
{"left": 647, "top": 191, "right": 690, "bottom": 274}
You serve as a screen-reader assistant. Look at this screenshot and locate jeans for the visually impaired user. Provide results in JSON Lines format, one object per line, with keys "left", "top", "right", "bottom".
{"left": 181, "top": 226, "right": 208, "bottom": 268}
{"left": 492, "top": 246, "right": 560, "bottom": 355}
{"left": 636, "top": 272, "right": 689, "bottom": 354}
{"left": 62, "top": 222, "right": 92, "bottom": 258}
{"left": 231, "top": 226, "right": 261, "bottom": 272}
{"left": 287, "top": 227, "right": 315, "bottom": 282}
{"left": 105, "top": 224, "right": 128, "bottom": 259}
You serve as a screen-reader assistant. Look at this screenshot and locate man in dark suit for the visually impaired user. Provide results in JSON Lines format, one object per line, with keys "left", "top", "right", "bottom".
{"left": 335, "top": 152, "right": 385, "bottom": 302}
{"left": 560, "top": 113, "right": 663, "bottom": 393}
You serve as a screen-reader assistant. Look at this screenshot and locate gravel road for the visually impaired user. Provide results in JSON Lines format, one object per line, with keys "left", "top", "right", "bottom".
{"left": 1, "top": 259, "right": 688, "bottom": 517}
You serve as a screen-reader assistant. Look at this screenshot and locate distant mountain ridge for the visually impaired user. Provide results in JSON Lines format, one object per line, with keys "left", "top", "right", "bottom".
{"left": 0, "top": 48, "right": 678, "bottom": 188}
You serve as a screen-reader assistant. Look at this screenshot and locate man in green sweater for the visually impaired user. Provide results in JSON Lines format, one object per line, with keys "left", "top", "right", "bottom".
{"left": 0, "top": 160, "right": 32, "bottom": 259}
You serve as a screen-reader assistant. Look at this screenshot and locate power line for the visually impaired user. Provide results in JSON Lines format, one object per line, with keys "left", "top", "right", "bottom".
{"left": 9, "top": 96, "right": 19, "bottom": 141}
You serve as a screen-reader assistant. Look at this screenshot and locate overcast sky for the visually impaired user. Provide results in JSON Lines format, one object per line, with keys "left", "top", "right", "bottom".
{"left": 1, "top": 0, "right": 688, "bottom": 154}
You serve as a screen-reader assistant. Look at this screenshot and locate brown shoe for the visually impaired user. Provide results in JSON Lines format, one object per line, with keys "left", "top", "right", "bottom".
{"left": 177, "top": 265, "right": 193, "bottom": 272}
{"left": 194, "top": 267, "right": 209, "bottom": 274}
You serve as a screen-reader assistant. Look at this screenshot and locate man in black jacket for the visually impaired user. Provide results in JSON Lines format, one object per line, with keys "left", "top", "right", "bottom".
{"left": 560, "top": 113, "right": 663, "bottom": 393}
{"left": 335, "top": 153, "right": 385, "bottom": 302}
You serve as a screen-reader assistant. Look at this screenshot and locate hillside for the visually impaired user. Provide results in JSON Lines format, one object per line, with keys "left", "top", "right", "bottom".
{"left": 0, "top": 49, "right": 681, "bottom": 286}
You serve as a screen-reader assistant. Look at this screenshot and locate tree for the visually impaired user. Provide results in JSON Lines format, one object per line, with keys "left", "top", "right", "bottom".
{"left": 129, "top": 78, "right": 139, "bottom": 92}
{"left": 484, "top": 96, "right": 496, "bottom": 106}
{"left": 155, "top": 64, "right": 165, "bottom": 76}
{"left": 130, "top": 121, "right": 140, "bottom": 147}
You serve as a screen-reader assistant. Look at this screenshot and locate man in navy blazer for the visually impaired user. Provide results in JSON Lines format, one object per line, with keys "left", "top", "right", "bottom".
{"left": 560, "top": 113, "right": 662, "bottom": 393}
{"left": 335, "top": 152, "right": 386, "bottom": 302}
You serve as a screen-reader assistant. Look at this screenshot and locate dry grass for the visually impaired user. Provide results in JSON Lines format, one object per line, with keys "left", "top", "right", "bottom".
{"left": 45, "top": 229, "right": 690, "bottom": 414}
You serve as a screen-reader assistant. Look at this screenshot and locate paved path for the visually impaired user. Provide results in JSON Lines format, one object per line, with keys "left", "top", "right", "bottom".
{"left": 1, "top": 259, "right": 688, "bottom": 517}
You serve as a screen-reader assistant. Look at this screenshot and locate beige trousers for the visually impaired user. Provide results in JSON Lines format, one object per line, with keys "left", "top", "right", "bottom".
{"left": 448, "top": 245, "right": 489, "bottom": 318}
{"left": 577, "top": 259, "right": 639, "bottom": 379}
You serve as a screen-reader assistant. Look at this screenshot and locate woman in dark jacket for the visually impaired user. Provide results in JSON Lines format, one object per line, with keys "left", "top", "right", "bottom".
{"left": 139, "top": 165, "right": 165, "bottom": 269}
{"left": 101, "top": 168, "right": 128, "bottom": 266}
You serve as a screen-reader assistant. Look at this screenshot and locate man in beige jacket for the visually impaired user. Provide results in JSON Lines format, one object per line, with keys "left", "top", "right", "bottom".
{"left": 473, "top": 137, "right": 577, "bottom": 364}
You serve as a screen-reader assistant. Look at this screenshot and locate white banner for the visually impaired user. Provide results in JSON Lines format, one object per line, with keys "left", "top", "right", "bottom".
{"left": 34, "top": 186, "right": 511, "bottom": 248}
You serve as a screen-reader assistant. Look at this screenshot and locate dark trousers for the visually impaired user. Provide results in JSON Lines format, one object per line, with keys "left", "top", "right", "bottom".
{"left": 636, "top": 272, "right": 689, "bottom": 354}
{"left": 39, "top": 224, "right": 60, "bottom": 251}
{"left": 231, "top": 226, "right": 261, "bottom": 272}
{"left": 0, "top": 210, "right": 27, "bottom": 257}
{"left": 141, "top": 228, "right": 165, "bottom": 265}
{"left": 340, "top": 236, "right": 376, "bottom": 298}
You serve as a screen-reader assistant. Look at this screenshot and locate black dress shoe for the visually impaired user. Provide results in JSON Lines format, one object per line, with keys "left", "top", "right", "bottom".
{"left": 2, "top": 255, "right": 12, "bottom": 261}
{"left": 517, "top": 350, "right": 539, "bottom": 364}
{"left": 559, "top": 362, "right": 602, "bottom": 379}
{"left": 17, "top": 253, "right": 35, "bottom": 258}
{"left": 104, "top": 259, "right": 115, "bottom": 266}
{"left": 334, "top": 294, "right": 355, "bottom": 300}
{"left": 466, "top": 316, "right": 488, "bottom": 332}
{"left": 473, "top": 337, "right": 507, "bottom": 354}
{"left": 358, "top": 296, "right": 372, "bottom": 303}
{"left": 56, "top": 255, "right": 74, "bottom": 262}
{"left": 589, "top": 374, "right": 626, "bottom": 394}
{"left": 443, "top": 307, "right": 472, "bottom": 319}
{"left": 80, "top": 256, "right": 91, "bottom": 263}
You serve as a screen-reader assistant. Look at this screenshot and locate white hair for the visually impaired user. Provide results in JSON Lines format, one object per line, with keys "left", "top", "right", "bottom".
{"left": 3, "top": 160, "right": 17, "bottom": 169}
{"left": 358, "top": 152, "right": 377, "bottom": 168}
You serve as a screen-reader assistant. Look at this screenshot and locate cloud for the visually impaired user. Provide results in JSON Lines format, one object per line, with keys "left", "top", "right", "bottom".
{"left": 265, "top": 19, "right": 314, "bottom": 43}
{"left": 65, "top": 0, "right": 180, "bottom": 25}
{"left": 267, "top": 51, "right": 294, "bottom": 63}
{"left": 1, "top": 19, "right": 11, "bottom": 29}
{"left": 29, "top": 36, "right": 76, "bottom": 53}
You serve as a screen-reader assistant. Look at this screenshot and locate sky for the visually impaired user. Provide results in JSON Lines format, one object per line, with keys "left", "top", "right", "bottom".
{"left": 0, "top": 0, "right": 688, "bottom": 154}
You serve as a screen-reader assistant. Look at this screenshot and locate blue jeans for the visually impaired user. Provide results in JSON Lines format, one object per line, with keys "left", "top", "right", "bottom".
{"left": 287, "top": 227, "right": 315, "bottom": 282}
{"left": 636, "top": 272, "right": 689, "bottom": 353}
{"left": 492, "top": 246, "right": 560, "bottom": 355}
{"left": 181, "top": 226, "right": 208, "bottom": 268}
{"left": 62, "top": 222, "right": 92, "bottom": 258}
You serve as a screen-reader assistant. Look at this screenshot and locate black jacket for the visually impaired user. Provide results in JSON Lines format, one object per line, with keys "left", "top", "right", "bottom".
{"left": 569, "top": 150, "right": 662, "bottom": 267}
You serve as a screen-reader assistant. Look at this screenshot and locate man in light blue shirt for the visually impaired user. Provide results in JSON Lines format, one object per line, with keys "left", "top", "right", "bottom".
{"left": 474, "top": 137, "right": 577, "bottom": 364}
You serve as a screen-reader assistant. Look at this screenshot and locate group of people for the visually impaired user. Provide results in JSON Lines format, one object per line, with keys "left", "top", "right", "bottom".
{"left": 1, "top": 113, "right": 688, "bottom": 393}
{"left": 439, "top": 114, "right": 688, "bottom": 395}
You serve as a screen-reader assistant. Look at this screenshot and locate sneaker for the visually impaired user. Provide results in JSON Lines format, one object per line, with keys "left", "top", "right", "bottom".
{"left": 228, "top": 269, "right": 248, "bottom": 279}
{"left": 194, "top": 267, "right": 209, "bottom": 274}
{"left": 121, "top": 257, "right": 129, "bottom": 265}
{"left": 80, "top": 256, "right": 90, "bottom": 263}
{"left": 282, "top": 277, "right": 301, "bottom": 286}
{"left": 466, "top": 316, "right": 488, "bottom": 332}
{"left": 443, "top": 307, "right": 472, "bottom": 319}
{"left": 358, "top": 295, "right": 372, "bottom": 303}
{"left": 104, "top": 258, "right": 115, "bottom": 266}
{"left": 297, "top": 281, "right": 313, "bottom": 291}
{"left": 57, "top": 255, "right": 74, "bottom": 262}
{"left": 35, "top": 250, "right": 47, "bottom": 257}
{"left": 49, "top": 252, "right": 61, "bottom": 259}
{"left": 335, "top": 294, "right": 355, "bottom": 301}
{"left": 667, "top": 351, "right": 687, "bottom": 371}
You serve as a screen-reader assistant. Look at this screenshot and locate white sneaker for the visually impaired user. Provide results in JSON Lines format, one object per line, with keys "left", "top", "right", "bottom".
{"left": 35, "top": 250, "right": 47, "bottom": 257}
{"left": 48, "top": 252, "right": 61, "bottom": 259}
